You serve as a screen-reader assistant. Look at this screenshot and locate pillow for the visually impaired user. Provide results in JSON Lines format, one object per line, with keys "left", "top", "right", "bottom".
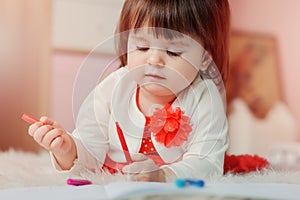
{"left": 227, "top": 98, "right": 298, "bottom": 158}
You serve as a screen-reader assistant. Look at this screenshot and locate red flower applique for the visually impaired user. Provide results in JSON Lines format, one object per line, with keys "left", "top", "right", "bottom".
{"left": 149, "top": 104, "right": 192, "bottom": 148}
{"left": 224, "top": 154, "right": 269, "bottom": 174}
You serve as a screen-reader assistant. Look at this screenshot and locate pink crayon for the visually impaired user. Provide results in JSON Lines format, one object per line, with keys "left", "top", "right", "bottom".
{"left": 21, "top": 113, "right": 40, "bottom": 124}
{"left": 67, "top": 178, "right": 92, "bottom": 186}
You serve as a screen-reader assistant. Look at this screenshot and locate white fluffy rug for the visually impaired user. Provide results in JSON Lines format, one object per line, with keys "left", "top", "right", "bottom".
{"left": 0, "top": 149, "right": 300, "bottom": 189}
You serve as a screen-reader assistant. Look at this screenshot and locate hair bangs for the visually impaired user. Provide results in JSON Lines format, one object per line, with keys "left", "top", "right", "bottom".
{"left": 128, "top": 1, "right": 197, "bottom": 40}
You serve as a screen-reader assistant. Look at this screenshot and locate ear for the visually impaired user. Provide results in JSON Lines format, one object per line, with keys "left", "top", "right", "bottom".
{"left": 200, "top": 51, "right": 213, "bottom": 71}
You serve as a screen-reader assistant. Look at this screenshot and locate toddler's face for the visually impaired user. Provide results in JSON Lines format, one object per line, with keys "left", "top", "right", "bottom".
{"left": 127, "top": 28, "right": 206, "bottom": 96}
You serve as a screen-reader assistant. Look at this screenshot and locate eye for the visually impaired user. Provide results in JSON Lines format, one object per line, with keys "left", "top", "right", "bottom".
{"left": 136, "top": 46, "right": 149, "bottom": 52}
{"left": 167, "top": 50, "right": 182, "bottom": 57}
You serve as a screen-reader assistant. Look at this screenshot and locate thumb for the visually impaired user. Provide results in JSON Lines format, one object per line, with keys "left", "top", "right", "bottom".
{"left": 51, "top": 133, "right": 73, "bottom": 156}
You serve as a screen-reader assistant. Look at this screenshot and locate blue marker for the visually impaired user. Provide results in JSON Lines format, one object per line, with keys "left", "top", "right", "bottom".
{"left": 175, "top": 179, "right": 205, "bottom": 188}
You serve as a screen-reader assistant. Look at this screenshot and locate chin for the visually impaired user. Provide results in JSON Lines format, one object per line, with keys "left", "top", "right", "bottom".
{"left": 141, "top": 84, "right": 174, "bottom": 97}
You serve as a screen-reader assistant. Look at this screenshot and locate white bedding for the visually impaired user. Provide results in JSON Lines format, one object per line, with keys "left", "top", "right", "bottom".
{"left": 0, "top": 149, "right": 299, "bottom": 199}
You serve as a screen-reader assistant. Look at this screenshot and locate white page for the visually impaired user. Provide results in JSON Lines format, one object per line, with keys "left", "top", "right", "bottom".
{"left": 196, "top": 183, "right": 300, "bottom": 200}
{"left": 105, "top": 181, "right": 178, "bottom": 198}
{"left": 0, "top": 185, "right": 106, "bottom": 200}
{"left": 105, "top": 182, "right": 300, "bottom": 200}
{"left": 0, "top": 182, "right": 185, "bottom": 200}
{"left": 0, "top": 182, "right": 299, "bottom": 200}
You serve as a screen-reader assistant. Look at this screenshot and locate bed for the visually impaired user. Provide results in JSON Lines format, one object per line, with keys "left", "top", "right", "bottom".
{"left": 0, "top": 149, "right": 299, "bottom": 199}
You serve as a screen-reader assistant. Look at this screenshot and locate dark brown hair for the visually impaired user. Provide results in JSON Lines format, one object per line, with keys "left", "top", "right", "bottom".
{"left": 115, "top": 0, "right": 230, "bottom": 83}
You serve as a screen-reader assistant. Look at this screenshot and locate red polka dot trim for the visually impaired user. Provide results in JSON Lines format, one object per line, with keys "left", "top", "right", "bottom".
{"left": 139, "top": 134, "right": 156, "bottom": 154}
{"left": 139, "top": 117, "right": 156, "bottom": 154}
{"left": 138, "top": 124, "right": 165, "bottom": 166}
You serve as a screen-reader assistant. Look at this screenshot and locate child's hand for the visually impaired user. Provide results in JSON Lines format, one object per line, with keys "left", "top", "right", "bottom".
{"left": 28, "top": 116, "right": 76, "bottom": 169}
{"left": 122, "top": 154, "right": 165, "bottom": 182}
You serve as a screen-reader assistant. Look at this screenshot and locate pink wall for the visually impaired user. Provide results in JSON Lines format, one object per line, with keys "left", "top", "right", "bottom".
{"left": 229, "top": 0, "right": 300, "bottom": 131}
{"left": 51, "top": 52, "right": 118, "bottom": 132}
{"left": 51, "top": 1, "right": 300, "bottom": 135}
{"left": 51, "top": 52, "right": 84, "bottom": 132}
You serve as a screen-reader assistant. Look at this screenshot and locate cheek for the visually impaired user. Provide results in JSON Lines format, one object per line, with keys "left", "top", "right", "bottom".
{"left": 126, "top": 53, "right": 135, "bottom": 69}
{"left": 164, "top": 65, "right": 198, "bottom": 94}
{"left": 172, "top": 60, "right": 199, "bottom": 83}
{"left": 127, "top": 52, "right": 146, "bottom": 69}
{"left": 180, "top": 69, "right": 198, "bottom": 87}
{"left": 182, "top": 54, "right": 202, "bottom": 81}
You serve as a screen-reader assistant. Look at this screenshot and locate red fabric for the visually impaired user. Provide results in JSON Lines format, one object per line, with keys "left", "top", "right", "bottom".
{"left": 138, "top": 116, "right": 166, "bottom": 166}
{"left": 104, "top": 122, "right": 270, "bottom": 174}
{"left": 116, "top": 122, "right": 132, "bottom": 163}
{"left": 149, "top": 104, "right": 192, "bottom": 148}
{"left": 103, "top": 86, "right": 269, "bottom": 175}
{"left": 102, "top": 155, "right": 128, "bottom": 174}
{"left": 224, "top": 153, "right": 269, "bottom": 174}
{"left": 139, "top": 117, "right": 155, "bottom": 154}
{"left": 135, "top": 86, "right": 270, "bottom": 174}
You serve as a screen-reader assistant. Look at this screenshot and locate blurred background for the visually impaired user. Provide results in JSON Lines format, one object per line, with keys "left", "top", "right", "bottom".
{"left": 0, "top": 0, "right": 299, "bottom": 163}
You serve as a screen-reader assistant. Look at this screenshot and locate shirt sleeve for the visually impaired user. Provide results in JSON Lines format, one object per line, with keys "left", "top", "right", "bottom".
{"left": 49, "top": 87, "right": 110, "bottom": 173}
{"left": 49, "top": 132, "right": 101, "bottom": 173}
{"left": 161, "top": 80, "right": 229, "bottom": 179}
{"left": 50, "top": 69, "right": 123, "bottom": 173}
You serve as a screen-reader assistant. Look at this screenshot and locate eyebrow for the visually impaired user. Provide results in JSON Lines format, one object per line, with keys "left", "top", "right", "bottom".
{"left": 129, "top": 35, "right": 190, "bottom": 47}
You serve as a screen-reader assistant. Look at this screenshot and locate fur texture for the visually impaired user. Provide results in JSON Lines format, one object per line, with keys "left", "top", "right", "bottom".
{"left": 0, "top": 149, "right": 299, "bottom": 189}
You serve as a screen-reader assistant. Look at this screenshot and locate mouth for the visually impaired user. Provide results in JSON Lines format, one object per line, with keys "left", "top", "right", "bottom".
{"left": 144, "top": 74, "right": 166, "bottom": 80}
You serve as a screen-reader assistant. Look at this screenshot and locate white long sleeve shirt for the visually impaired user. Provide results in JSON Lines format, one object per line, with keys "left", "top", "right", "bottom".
{"left": 51, "top": 66, "right": 229, "bottom": 179}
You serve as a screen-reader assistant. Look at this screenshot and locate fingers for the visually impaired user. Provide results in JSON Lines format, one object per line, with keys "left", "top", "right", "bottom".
{"left": 39, "top": 116, "right": 63, "bottom": 129}
{"left": 130, "top": 173, "right": 150, "bottom": 182}
{"left": 123, "top": 155, "right": 158, "bottom": 174}
{"left": 31, "top": 124, "right": 53, "bottom": 146}
{"left": 28, "top": 121, "right": 43, "bottom": 137}
{"left": 50, "top": 136, "right": 64, "bottom": 150}
{"left": 128, "top": 169, "right": 165, "bottom": 182}
{"left": 122, "top": 153, "right": 148, "bottom": 173}
{"left": 39, "top": 116, "right": 54, "bottom": 125}
{"left": 42, "top": 128, "right": 64, "bottom": 149}
{"left": 28, "top": 121, "right": 66, "bottom": 151}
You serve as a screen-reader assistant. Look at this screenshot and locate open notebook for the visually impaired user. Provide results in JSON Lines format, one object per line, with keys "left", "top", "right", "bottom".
{"left": 1, "top": 181, "right": 300, "bottom": 200}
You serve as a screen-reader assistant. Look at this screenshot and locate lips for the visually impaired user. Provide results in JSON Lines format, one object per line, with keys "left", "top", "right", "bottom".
{"left": 145, "top": 73, "right": 166, "bottom": 80}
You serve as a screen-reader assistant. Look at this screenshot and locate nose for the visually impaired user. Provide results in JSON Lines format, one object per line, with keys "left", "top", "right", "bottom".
{"left": 147, "top": 49, "right": 165, "bottom": 67}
